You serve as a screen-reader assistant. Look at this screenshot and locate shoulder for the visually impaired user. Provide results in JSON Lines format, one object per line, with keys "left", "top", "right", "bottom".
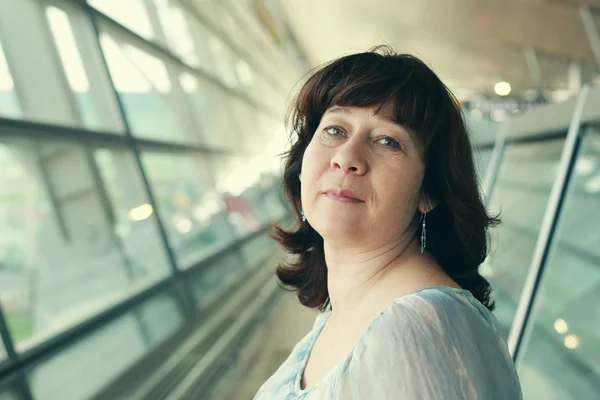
{"left": 346, "top": 287, "right": 522, "bottom": 399}
{"left": 359, "top": 287, "right": 512, "bottom": 367}
{"left": 370, "top": 286, "right": 501, "bottom": 340}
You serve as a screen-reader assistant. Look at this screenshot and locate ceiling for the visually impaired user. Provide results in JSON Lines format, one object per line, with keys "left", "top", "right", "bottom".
{"left": 277, "top": 0, "right": 600, "bottom": 100}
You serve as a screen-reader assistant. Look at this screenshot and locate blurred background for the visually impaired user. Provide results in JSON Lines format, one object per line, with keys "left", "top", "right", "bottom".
{"left": 0, "top": 0, "right": 599, "bottom": 399}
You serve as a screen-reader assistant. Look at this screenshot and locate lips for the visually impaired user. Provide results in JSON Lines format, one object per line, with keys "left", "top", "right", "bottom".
{"left": 323, "top": 189, "right": 364, "bottom": 202}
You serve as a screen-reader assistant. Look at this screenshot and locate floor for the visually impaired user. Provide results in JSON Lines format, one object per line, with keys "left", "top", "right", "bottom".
{"left": 220, "top": 291, "right": 317, "bottom": 400}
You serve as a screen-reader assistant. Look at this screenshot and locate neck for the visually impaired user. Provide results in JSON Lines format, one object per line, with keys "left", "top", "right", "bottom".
{"left": 324, "top": 234, "right": 424, "bottom": 322}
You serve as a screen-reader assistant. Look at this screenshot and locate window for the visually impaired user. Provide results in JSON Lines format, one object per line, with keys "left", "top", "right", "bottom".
{"left": 0, "top": 341, "right": 6, "bottom": 360}
{"left": 191, "top": 252, "right": 247, "bottom": 309}
{"left": 0, "top": 39, "right": 20, "bottom": 119}
{"left": 141, "top": 152, "right": 236, "bottom": 268}
{"left": 88, "top": 0, "right": 155, "bottom": 40}
{"left": 475, "top": 147, "right": 493, "bottom": 181}
{"left": 46, "top": 6, "right": 103, "bottom": 129}
{"left": 135, "top": 291, "right": 184, "bottom": 347}
{"left": 153, "top": 0, "right": 200, "bottom": 67}
{"left": 208, "top": 37, "right": 240, "bottom": 89}
{"left": 482, "top": 138, "right": 565, "bottom": 337}
{"left": 0, "top": 137, "right": 171, "bottom": 351}
{"left": 516, "top": 127, "right": 600, "bottom": 399}
{"left": 0, "top": 0, "right": 292, "bottom": 396}
{"left": 240, "top": 232, "right": 277, "bottom": 270}
{"left": 0, "top": 388, "right": 20, "bottom": 400}
{"left": 28, "top": 290, "right": 183, "bottom": 400}
{"left": 212, "top": 154, "right": 286, "bottom": 232}
{"left": 100, "top": 31, "right": 197, "bottom": 144}
{"left": 178, "top": 72, "right": 239, "bottom": 150}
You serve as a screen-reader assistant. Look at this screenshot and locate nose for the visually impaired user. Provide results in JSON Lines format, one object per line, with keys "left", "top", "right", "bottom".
{"left": 330, "top": 138, "right": 367, "bottom": 175}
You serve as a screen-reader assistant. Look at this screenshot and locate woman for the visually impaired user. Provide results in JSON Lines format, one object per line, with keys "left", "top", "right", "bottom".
{"left": 254, "top": 47, "right": 522, "bottom": 399}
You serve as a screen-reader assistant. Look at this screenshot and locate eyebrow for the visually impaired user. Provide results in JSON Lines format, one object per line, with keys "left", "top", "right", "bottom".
{"left": 324, "top": 106, "right": 413, "bottom": 138}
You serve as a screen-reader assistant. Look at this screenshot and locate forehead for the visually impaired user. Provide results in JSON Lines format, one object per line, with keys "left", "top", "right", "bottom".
{"left": 325, "top": 103, "right": 395, "bottom": 118}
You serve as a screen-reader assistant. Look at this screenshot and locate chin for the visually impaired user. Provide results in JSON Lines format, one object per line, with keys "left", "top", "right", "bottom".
{"left": 312, "top": 219, "right": 364, "bottom": 241}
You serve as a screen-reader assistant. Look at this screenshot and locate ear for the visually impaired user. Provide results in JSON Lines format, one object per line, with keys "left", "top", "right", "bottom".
{"left": 418, "top": 193, "right": 438, "bottom": 214}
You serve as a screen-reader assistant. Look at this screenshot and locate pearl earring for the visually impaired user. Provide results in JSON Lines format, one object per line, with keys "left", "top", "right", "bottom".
{"left": 300, "top": 209, "right": 306, "bottom": 222}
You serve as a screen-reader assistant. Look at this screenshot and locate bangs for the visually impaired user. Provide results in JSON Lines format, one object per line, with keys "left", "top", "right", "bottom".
{"left": 294, "top": 50, "right": 457, "bottom": 149}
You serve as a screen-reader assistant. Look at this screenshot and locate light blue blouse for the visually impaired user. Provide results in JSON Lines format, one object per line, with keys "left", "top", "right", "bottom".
{"left": 254, "top": 286, "right": 523, "bottom": 399}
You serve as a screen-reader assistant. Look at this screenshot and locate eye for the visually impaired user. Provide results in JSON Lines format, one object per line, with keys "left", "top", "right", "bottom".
{"left": 377, "top": 136, "right": 401, "bottom": 150}
{"left": 324, "top": 126, "right": 345, "bottom": 137}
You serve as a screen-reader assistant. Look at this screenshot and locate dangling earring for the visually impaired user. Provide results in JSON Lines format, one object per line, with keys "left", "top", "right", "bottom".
{"left": 420, "top": 212, "right": 427, "bottom": 253}
{"left": 301, "top": 209, "right": 306, "bottom": 222}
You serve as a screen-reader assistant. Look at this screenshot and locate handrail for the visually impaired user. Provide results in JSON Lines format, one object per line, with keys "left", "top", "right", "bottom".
{"left": 112, "top": 252, "right": 283, "bottom": 400}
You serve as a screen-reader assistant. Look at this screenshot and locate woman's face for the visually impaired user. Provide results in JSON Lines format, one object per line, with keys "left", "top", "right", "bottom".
{"left": 300, "top": 104, "right": 428, "bottom": 247}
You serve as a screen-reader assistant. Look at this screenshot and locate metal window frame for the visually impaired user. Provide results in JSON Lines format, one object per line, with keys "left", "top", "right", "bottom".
{"left": 504, "top": 86, "right": 591, "bottom": 359}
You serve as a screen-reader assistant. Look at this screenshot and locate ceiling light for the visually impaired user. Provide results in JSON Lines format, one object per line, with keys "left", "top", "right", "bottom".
{"left": 584, "top": 174, "right": 600, "bottom": 193}
{"left": 128, "top": 204, "right": 153, "bottom": 222}
{"left": 469, "top": 109, "right": 483, "bottom": 120}
{"left": 554, "top": 318, "right": 568, "bottom": 334}
{"left": 575, "top": 156, "right": 596, "bottom": 176}
{"left": 494, "top": 81, "right": 511, "bottom": 96}
{"left": 549, "top": 89, "right": 571, "bottom": 103}
{"left": 564, "top": 334, "right": 579, "bottom": 349}
{"left": 175, "top": 217, "right": 193, "bottom": 233}
{"left": 490, "top": 109, "right": 507, "bottom": 122}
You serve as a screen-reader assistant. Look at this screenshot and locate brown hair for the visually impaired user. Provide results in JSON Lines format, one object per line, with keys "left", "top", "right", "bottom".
{"left": 271, "top": 46, "right": 499, "bottom": 311}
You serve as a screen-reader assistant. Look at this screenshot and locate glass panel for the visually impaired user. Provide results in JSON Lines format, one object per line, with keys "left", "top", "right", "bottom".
{"left": 0, "top": 388, "right": 20, "bottom": 400}
{"left": 194, "top": 0, "right": 228, "bottom": 41}
{"left": 475, "top": 147, "right": 493, "bottom": 181}
{"left": 99, "top": 31, "right": 197, "bottom": 144}
{"left": 89, "top": 0, "right": 155, "bottom": 40}
{"left": 94, "top": 148, "right": 171, "bottom": 279}
{"left": 482, "top": 138, "right": 565, "bottom": 337}
{"left": 0, "top": 137, "right": 171, "bottom": 351}
{"left": 516, "top": 128, "right": 600, "bottom": 399}
{"left": 29, "top": 290, "right": 183, "bottom": 400}
{"left": 184, "top": 12, "right": 219, "bottom": 75}
{"left": 229, "top": 96, "right": 258, "bottom": 149}
{"left": 153, "top": 0, "right": 200, "bottom": 67}
{"left": 235, "top": 58, "right": 254, "bottom": 94}
{"left": 45, "top": 5, "right": 118, "bottom": 132}
{"left": 0, "top": 39, "right": 20, "bottom": 118}
{"left": 141, "top": 152, "right": 235, "bottom": 268}
{"left": 208, "top": 37, "right": 239, "bottom": 89}
{"left": 212, "top": 114, "right": 288, "bottom": 230}
{"left": 240, "top": 232, "right": 276, "bottom": 270}
{"left": 191, "top": 252, "right": 247, "bottom": 309}
{"left": 178, "top": 72, "right": 239, "bottom": 150}
{"left": 252, "top": 72, "right": 283, "bottom": 114}
{"left": 137, "top": 291, "right": 184, "bottom": 347}
{"left": 214, "top": 156, "right": 286, "bottom": 230}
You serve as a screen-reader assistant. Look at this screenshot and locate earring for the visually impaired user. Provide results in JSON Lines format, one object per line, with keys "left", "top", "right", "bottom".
{"left": 420, "top": 212, "right": 427, "bottom": 253}
{"left": 301, "top": 209, "right": 306, "bottom": 222}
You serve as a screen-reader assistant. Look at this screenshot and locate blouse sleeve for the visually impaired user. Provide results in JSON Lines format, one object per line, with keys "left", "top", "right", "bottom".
{"left": 346, "top": 289, "right": 522, "bottom": 400}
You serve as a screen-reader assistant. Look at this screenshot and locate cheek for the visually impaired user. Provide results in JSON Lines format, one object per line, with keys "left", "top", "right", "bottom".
{"left": 300, "top": 145, "right": 331, "bottom": 212}
{"left": 300, "top": 146, "right": 318, "bottom": 202}
{"left": 379, "top": 164, "right": 424, "bottom": 210}
{"left": 301, "top": 144, "right": 325, "bottom": 183}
